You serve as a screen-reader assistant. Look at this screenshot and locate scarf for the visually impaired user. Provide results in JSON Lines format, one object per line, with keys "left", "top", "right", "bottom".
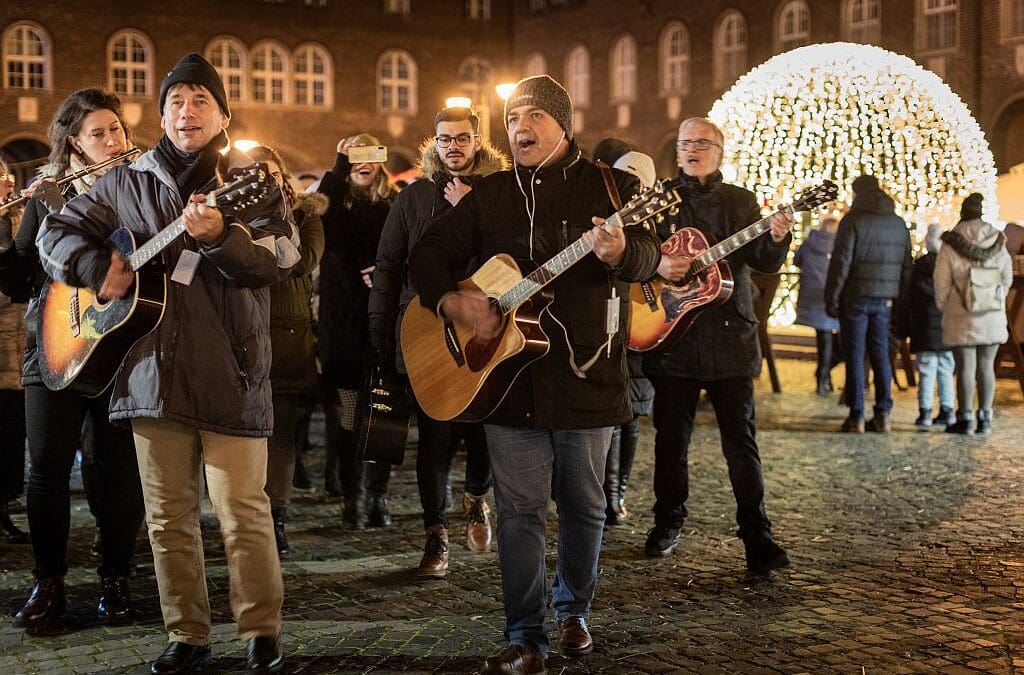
{"left": 155, "top": 129, "right": 229, "bottom": 200}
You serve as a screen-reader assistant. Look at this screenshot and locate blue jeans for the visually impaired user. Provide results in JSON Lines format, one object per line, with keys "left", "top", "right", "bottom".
{"left": 484, "top": 425, "right": 612, "bottom": 657}
{"left": 916, "top": 350, "right": 954, "bottom": 412}
{"left": 840, "top": 297, "right": 893, "bottom": 418}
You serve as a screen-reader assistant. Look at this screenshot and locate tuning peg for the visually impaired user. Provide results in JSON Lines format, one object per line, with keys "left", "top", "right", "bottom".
{"left": 656, "top": 213, "right": 664, "bottom": 223}
{"left": 669, "top": 206, "right": 679, "bottom": 216}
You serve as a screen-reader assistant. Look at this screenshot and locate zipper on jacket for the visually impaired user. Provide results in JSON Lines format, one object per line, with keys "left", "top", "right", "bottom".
{"left": 232, "top": 344, "right": 251, "bottom": 390}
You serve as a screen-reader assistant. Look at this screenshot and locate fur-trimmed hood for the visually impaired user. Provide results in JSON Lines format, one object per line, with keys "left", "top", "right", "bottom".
{"left": 941, "top": 219, "right": 1005, "bottom": 264}
{"left": 293, "top": 190, "right": 328, "bottom": 217}
{"left": 419, "top": 138, "right": 509, "bottom": 180}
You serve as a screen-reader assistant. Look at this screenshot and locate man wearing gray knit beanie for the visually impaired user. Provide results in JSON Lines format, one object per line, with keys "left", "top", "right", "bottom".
{"left": 408, "top": 73, "right": 661, "bottom": 673}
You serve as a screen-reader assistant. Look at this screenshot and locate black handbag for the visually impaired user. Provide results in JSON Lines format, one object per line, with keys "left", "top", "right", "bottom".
{"left": 354, "top": 359, "right": 409, "bottom": 466}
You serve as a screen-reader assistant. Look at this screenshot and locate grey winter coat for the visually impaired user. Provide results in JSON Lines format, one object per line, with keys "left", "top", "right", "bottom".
{"left": 368, "top": 139, "right": 508, "bottom": 373}
{"left": 36, "top": 150, "right": 296, "bottom": 437}
{"left": 934, "top": 219, "right": 1012, "bottom": 347}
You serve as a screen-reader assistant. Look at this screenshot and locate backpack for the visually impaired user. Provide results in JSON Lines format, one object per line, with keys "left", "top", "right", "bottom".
{"left": 964, "top": 266, "right": 1005, "bottom": 314}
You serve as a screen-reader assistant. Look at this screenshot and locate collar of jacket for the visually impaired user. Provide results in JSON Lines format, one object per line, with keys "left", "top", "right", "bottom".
{"left": 514, "top": 141, "right": 583, "bottom": 182}
{"left": 419, "top": 138, "right": 509, "bottom": 179}
{"left": 677, "top": 169, "right": 723, "bottom": 197}
{"left": 850, "top": 187, "right": 896, "bottom": 215}
{"left": 940, "top": 225, "right": 1006, "bottom": 263}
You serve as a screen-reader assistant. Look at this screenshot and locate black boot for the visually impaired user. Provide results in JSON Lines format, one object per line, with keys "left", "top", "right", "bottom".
{"left": 271, "top": 506, "right": 290, "bottom": 557}
{"left": 617, "top": 417, "right": 639, "bottom": 520}
{"left": 742, "top": 530, "right": 790, "bottom": 575}
{"left": 97, "top": 574, "right": 131, "bottom": 620}
{"left": 365, "top": 494, "right": 392, "bottom": 528}
{"left": 0, "top": 500, "right": 28, "bottom": 543}
{"left": 14, "top": 576, "right": 66, "bottom": 630}
{"left": 150, "top": 642, "right": 213, "bottom": 674}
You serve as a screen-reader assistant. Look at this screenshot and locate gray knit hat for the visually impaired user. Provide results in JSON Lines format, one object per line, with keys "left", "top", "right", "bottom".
{"left": 158, "top": 52, "right": 230, "bottom": 117}
{"left": 503, "top": 75, "right": 573, "bottom": 139}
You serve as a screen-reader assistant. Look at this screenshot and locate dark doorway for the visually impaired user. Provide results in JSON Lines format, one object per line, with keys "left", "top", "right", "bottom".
{"left": 991, "top": 99, "right": 1024, "bottom": 173}
{"left": 1, "top": 138, "right": 50, "bottom": 190}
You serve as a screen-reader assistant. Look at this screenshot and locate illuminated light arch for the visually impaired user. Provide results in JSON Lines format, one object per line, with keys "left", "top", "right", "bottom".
{"left": 708, "top": 42, "right": 998, "bottom": 325}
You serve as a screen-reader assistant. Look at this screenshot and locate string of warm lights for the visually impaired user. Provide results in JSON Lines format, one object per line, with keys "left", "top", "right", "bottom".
{"left": 708, "top": 42, "right": 998, "bottom": 326}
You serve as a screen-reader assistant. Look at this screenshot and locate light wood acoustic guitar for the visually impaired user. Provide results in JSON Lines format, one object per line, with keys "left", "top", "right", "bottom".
{"left": 37, "top": 164, "right": 276, "bottom": 396}
{"left": 402, "top": 179, "right": 682, "bottom": 422}
{"left": 628, "top": 180, "right": 838, "bottom": 352}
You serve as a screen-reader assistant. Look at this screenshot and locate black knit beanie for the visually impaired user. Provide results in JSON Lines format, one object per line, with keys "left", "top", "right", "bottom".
{"left": 158, "top": 52, "right": 230, "bottom": 117}
{"left": 503, "top": 75, "right": 573, "bottom": 139}
{"left": 960, "top": 192, "right": 983, "bottom": 220}
{"left": 851, "top": 174, "right": 879, "bottom": 195}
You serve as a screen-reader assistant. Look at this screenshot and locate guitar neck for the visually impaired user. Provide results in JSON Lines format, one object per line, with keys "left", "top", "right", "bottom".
{"left": 128, "top": 216, "right": 187, "bottom": 271}
{"left": 496, "top": 212, "right": 622, "bottom": 313}
{"left": 690, "top": 205, "right": 793, "bottom": 274}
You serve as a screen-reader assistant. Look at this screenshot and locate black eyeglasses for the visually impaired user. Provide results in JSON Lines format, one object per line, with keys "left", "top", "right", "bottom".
{"left": 676, "top": 139, "right": 721, "bottom": 151}
{"left": 435, "top": 133, "right": 477, "bottom": 148}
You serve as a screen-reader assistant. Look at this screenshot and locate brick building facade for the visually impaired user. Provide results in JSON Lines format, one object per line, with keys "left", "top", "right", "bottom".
{"left": 2, "top": 0, "right": 1023, "bottom": 185}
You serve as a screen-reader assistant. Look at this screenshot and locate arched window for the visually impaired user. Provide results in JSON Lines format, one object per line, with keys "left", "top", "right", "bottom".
{"left": 920, "top": 0, "right": 958, "bottom": 51}
{"left": 378, "top": 49, "right": 417, "bottom": 115}
{"left": 714, "top": 10, "right": 748, "bottom": 89}
{"left": 206, "top": 37, "right": 248, "bottom": 103}
{"left": 2, "top": 22, "right": 50, "bottom": 90}
{"left": 384, "top": 0, "right": 410, "bottom": 14}
{"left": 564, "top": 45, "right": 590, "bottom": 108}
{"left": 660, "top": 21, "right": 690, "bottom": 96}
{"left": 777, "top": 0, "right": 811, "bottom": 52}
{"left": 843, "top": 0, "right": 881, "bottom": 43}
{"left": 108, "top": 30, "right": 153, "bottom": 98}
{"left": 467, "top": 0, "right": 490, "bottom": 20}
{"left": 609, "top": 35, "right": 637, "bottom": 103}
{"left": 294, "top": 43, "right": 332, "bottom": 108}
{"left": 251, "top": 41, "right": 290, "bottom": 105}
{"left": 524, "top": 52, "right": 546, "bottom": 77}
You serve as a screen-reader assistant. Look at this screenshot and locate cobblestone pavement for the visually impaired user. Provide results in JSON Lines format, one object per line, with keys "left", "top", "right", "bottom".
{"left": 1, "top": 359, "right": 1023, "bottom": 674}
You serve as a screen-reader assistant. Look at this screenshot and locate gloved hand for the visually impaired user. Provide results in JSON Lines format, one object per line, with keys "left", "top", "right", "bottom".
{"left": 368, "top": 320, "right": 395, "bottom": 372}
{"left": 31, "top": 179, "right": 66, "bottom": 214}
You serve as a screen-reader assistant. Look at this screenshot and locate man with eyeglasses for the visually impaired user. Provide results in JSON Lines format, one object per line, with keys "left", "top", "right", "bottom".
{"left": 641, "top": 117, "right": 794, "bottom": 577}
{"left": 368, "top": 106, "right": 508, "bottom": 580}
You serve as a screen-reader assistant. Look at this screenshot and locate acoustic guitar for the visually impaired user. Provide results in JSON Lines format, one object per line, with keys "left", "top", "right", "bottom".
{"left": 37, "top": 164, "right": 275, "bottom": 396}
{"left": 401, "top": 180, "right": 682, "bottom": 422}
{"left": 628, "top": 181, "right": 838, "bottom": 352}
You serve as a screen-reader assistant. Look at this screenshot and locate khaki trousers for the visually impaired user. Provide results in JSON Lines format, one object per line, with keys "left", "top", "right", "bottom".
{"left": 132, "top": 418, "right": 283, "bottom": 644}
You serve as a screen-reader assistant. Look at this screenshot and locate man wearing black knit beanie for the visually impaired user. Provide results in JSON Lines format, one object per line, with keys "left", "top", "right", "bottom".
{"left": 37, "top": 51, "right": 294, "bottom": 674}
{"left": 408, "top": 75, "right": 661, "bottom": 673}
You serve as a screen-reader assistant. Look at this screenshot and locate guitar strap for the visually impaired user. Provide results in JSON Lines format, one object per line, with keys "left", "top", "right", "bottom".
{"left": 596, "top": 161, "right": 623, "bottom": 210}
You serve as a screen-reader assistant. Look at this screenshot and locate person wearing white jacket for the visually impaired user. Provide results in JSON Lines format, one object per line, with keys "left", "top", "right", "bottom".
{"left": 933, "top": 193, "right": 1013, "bottom": 434}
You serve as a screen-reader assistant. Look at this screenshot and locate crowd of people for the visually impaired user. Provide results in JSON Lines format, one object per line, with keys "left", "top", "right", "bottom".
{"left": 0, "top": 51, "right": 1017, "bottom": 675}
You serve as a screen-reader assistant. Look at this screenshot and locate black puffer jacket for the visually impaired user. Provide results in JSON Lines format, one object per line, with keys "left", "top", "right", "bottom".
{"left": 825, "top": 187, "right": 912, "bottom": 316}
{"left": 317, "top": 153, "right": 395, "bottom": 389}
{"left": 368, "top": 139, "right": 508, "bottom": 373}
{"left": 642, "top": 171, "right": 791, "bottom": 381}
{"left": 408, "top": 143, "right": 661, "bottom": 429}
{"left": 0, "top": 186, "right": 76, "bottom": 386}
{"left": 899, "top": 251, "right": 946, "bottom": 353}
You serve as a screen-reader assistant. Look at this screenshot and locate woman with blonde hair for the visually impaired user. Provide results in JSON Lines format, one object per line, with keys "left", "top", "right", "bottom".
{"left": 247, "top": 145, "right": 326, "bottom": 556}
{"left": 316, "top": 134, "right": 398, "bottom": 526}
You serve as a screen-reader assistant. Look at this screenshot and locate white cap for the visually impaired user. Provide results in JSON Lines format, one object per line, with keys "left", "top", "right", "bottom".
{"left": 613, "top": 151, "right": 656, "bottom": 189}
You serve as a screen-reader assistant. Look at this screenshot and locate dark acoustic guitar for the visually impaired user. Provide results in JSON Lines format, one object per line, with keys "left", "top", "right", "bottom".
{"left": 37, "top": 164, "right": 275, "bottom": 396}
{"left": 628, "top": 180, "right": 838, "bottom": 352}
{"left": 401, "top": 179, "right": 682, "bottom": 422}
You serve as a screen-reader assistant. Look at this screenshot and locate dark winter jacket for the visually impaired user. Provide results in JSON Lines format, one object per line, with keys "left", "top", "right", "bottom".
{"left": 899, "top": 251, "right": 946, "bottom": 353}
{"left": 36, "top": 150, "right": 295, "bottom": 437}
{"left": 408, "top": 143, "right": 661, "bottom": 429}
{"left": 368, "top": 138, "right": 508, "bottom": 373}
{"left": 825, "top": 187, "right": 912, "bottom": 316}
{"left": 0, "top": 186, "right": 76, "bottom": 386}
{"left": 793, "top": 228, "right": 839, "bottom": 332}
{"left": 316, "top": 153, "right": 395, "bottom": 389}
{"left": 642, "top": 171, "right": 791, "bottom": 381}
{"left": 270, "top": 191, "right": 326, "bottom": 395}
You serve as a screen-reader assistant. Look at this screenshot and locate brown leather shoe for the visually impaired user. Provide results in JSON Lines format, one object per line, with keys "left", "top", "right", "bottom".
{"left": 866, "top": 411, "right": 891, "bottom": 433}
{"left": 840, "top": 416, "right": 865, "bottom": 433}
{"left": 481, "top": 644, "right": 545, "bottom": 674}
{"left": 557, "top": 616, "right": 593, "bottom": 657}
{"left": 463, "top": 493, "right": 492, "bottom": 553}
{"left": 416, "top": 525, "right": 449, "bottom": 578}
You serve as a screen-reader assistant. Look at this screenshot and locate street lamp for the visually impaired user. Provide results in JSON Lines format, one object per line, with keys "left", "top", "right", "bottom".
{"left": 495, "top": 83, "right": 516, "bottom": 100}
{"left": 233, "top": 139, "right": 260, "bottom": 153}
{"left": 445, "top": 96, "right": 472, "bottom": 109}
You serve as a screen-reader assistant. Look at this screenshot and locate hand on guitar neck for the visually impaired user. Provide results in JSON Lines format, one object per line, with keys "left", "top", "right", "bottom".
{"left": 582, "top": 216, "right": 626, "bottom": 266}
{"left": 440, "top": 289, "right": 503, "bottom": 341}
{"left": 183, "top": 192, "right": 225, "bottom": 245}
{"left": 766, "top": 210, "right": 795, "bottom": 243}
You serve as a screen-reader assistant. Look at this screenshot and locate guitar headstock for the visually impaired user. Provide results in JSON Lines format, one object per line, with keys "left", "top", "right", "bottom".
{"left": 212, "top": 162, "right": 276, "bottom": 220}
{"left": 792, "top": 180, "right": 839, "bottom": 212}
{"left": 616, "top": 179, "right": 682, "bottom": 228}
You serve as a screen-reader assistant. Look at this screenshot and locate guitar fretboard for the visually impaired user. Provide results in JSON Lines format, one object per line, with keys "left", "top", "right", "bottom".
{"left": 690, "top": 205, "right": 794, "bottom": 274}
{"left": 129, "top": 216, "right": 187, "bottom": 271}
{"left": 496, "top": 212, "right": 622, "bottom": 313}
